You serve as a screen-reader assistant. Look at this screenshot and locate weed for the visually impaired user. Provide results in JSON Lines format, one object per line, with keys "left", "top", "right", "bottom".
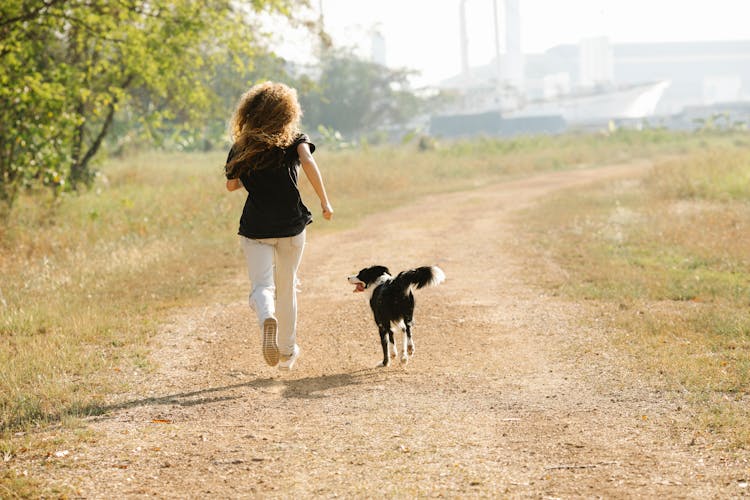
{"left": 524, "top": 138, "right": 750, "bottom": 447}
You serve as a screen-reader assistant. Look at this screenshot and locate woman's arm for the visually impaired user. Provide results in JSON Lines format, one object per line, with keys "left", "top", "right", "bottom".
{"left": 298, "top": 142, "right": 333, "bottom": 220}
{"left": 226, "top": 178, "right": 242, "bottom": 191}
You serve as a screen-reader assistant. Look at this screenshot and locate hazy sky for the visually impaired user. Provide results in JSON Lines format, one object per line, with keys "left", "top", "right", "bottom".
{"left": 275, "top": 0, "right": 750, "bottom": 86}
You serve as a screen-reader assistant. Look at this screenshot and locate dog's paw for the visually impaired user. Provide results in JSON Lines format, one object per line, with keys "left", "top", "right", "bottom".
{"left": 407, "top": 344, "right": 415, "bottom": 356}
{"left": 400, "top": 355, "right": 409, "bottom": 365}
{"left": 377, "top": 361, "right": 389, "bottom": 368}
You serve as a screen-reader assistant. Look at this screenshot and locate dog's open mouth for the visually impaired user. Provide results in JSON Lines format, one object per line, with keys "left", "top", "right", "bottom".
{"left": 348, "top": 275, "right": 366, "bottom": 293}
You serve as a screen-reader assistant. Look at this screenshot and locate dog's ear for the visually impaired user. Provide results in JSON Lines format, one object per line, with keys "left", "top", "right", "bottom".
{"left": 366, "top": 266, "right": 389, "bottom": 281}
{"left": 358, "top": 265, "right": 388, "bottom": 283}
{"left": 374, "top": 265, "right": 390, "bottom": 276}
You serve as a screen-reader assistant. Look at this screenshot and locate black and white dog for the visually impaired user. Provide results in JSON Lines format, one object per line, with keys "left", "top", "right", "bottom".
{"left": 348, "top": 265, "right": 445, "bottom": 367}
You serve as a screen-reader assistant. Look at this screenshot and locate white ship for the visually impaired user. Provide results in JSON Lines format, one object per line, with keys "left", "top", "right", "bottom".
{"left": 504, "top": 80, "right": 671, "bottom": 124}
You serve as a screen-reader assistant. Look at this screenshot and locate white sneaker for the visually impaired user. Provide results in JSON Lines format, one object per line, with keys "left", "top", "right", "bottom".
{"left": 278, "top": 344, "right": 300, "bottom": 371}
{"left": 262, "top": 317, "right": 279, "bottom": 366}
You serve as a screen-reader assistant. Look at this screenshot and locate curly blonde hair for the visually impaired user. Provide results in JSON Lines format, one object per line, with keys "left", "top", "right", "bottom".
{"left": 226, "top": 81, "right": 302, "bottom": 177}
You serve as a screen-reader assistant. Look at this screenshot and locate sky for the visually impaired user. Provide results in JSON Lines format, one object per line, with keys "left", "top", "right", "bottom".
{"left": 274, "top": 0, "right": 750, "bottom": 86}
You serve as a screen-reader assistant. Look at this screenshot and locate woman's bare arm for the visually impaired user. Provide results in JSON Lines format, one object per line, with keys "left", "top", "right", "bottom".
{"left": 298, "top": 142, "right": 333, "bottom": 220}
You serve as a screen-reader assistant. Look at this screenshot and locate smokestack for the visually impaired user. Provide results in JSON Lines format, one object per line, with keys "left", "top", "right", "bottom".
{"left": 460, "top": 0, "right": 469, "bottom": 78}
{"left": 504, "top": 0, "right": 524, "bottom": 89}
{"left": 371, "top": 30, "right": 386, "bottom": 66}
{"left": 493, "top": 0, "right": 502, "bottom": 80}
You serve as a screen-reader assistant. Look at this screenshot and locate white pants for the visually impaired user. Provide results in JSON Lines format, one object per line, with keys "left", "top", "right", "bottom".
{"left": 240, "top": 231, "right": 305, "bottom": 356}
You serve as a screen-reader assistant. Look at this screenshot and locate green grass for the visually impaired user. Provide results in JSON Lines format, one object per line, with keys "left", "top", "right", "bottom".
{"left": 1, "top": 470, "right": 47, "bottom": 499}
{"left": 524, "top": 137, "right": 750, "bottom": 447}
{"left": 0, "top": 129, "right": 738, "bottom": 495}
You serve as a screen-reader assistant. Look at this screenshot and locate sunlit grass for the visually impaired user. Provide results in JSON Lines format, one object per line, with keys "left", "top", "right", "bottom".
{"left": 0, "top": 469, "right": 50, "bottom": 499}
{"left": 1, "top": 151, "right": 239, "bottom": 426}
{"left": 0, "top": 129, "right": 729, "bottom": 436}
{"left": 524, "top": 139, "right": 750, "bottom": 447}
{"left": 313, "top": 128, "right": 709, "bottom": 229}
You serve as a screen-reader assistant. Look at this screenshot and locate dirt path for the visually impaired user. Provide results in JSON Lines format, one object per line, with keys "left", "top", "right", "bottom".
{"left": 20, "top": 163, "right": 750, "bottom": 497}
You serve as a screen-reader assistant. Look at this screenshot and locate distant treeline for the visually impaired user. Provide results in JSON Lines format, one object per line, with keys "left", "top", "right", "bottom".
{"left": 0, "top": 0, "right": 444, "bottom": 213}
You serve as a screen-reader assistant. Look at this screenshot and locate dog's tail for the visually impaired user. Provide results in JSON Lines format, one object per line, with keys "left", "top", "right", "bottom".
{"left": 393, "top": 266, "right": 446, "bottom": 295}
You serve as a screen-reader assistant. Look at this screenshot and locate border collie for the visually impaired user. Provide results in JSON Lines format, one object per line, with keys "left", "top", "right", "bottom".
{"left": 348, "top": 265, "right": 445, "bottom": 367}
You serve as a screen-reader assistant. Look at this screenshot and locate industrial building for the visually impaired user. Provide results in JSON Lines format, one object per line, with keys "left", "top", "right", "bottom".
{"left": 432, "top": 0, "right": 750, "bottom": 136}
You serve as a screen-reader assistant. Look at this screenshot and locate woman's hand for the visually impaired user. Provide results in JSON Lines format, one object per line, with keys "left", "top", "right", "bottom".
{"left": 226, "top": 178, "right": 242, "bottom": 191}
{"left": 321, "top": 202, "right": 333, "bottom": 220}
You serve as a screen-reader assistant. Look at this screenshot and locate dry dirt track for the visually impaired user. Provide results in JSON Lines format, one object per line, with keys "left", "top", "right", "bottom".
{"left": 27, "top": 163, "right": 750, "bottom": 498}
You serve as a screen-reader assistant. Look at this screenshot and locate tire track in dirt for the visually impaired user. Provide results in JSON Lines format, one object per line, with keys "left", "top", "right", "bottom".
{"left": 20, "top": 162, "right": 750, "bottom": 497}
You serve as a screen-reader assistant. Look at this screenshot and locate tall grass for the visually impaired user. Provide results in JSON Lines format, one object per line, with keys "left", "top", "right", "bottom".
{"left": 1, "top": 152, "right": 241, "bottom": 430}
{"left": 0, "top": 129, "right": 722, "bottom": 435}
{"left": 524, "top": 138, "right": 750, "bottom": 446}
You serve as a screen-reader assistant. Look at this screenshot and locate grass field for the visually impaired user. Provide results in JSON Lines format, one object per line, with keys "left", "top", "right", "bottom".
{"left": 523, "top": 134, "right": 750, "bottom": 447}
{"left": 0, "top": 129, "right": 741, "bottom": 486}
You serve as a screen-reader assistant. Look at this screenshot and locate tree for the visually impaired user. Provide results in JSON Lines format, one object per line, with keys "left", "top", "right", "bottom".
{"left": 0, "top": 0, "right": 306, "bottom": 213}
{"left": 298, "top": 49, "right": 422, "bottom": 137}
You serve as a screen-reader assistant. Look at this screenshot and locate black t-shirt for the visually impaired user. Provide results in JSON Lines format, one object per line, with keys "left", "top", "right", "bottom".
{"left": 226, "top": 133, "right": 315, "bottom": 239}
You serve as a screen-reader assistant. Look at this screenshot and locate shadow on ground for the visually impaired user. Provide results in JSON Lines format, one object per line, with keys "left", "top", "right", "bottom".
{"left": 58, "top": 368, "right": 392, "bottom": 424}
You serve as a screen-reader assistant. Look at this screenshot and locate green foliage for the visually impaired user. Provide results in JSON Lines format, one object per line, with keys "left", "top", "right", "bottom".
{"left": 315, "top": 124, "right": 354, "bottom": 150}
{"left": 0, "top": 4, "right": 442, "bottom": 213}
{"left": 299, "top": 49, "right": 421, "bottom": 136}
{"left": 693, "top": 112, "right": 748, "bottom": 132}
{"left": 0, "top": 0, "right": 303, "bottom": 212}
